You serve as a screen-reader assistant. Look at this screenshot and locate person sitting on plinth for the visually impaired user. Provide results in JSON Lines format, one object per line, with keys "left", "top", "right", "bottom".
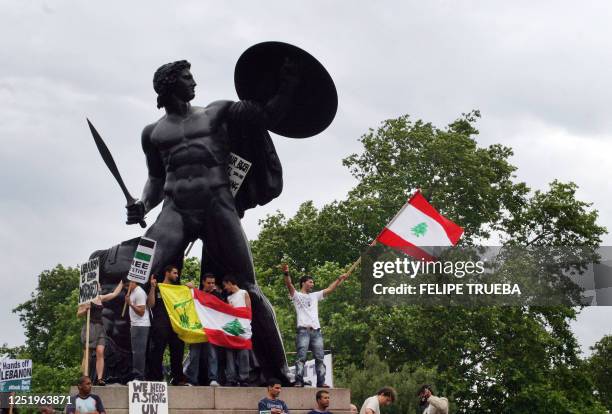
{"left": 258, "top": 378, "right": 290, "bottom": 414}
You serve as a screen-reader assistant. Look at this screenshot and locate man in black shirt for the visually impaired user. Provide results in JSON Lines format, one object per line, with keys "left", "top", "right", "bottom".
{"left": 147, "top": 265, "right": 187, "bottom": 385}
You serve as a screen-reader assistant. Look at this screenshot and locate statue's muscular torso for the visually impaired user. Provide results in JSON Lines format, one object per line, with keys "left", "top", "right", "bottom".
{"left": 143, "top": 102, "right": 234, "bottom": 211}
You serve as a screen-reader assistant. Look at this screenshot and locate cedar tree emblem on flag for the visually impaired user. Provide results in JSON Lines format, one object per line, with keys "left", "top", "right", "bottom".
{"left": 223, "top": 319, "right": 246, "bottom": 336}
{"left": 411, "top": 222, "right": 428, "bottom": 237}
{"left": 376, "top": 190, "right": 464, "bottom": 260}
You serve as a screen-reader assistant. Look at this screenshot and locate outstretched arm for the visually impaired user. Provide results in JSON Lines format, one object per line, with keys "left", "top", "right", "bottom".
{"left": 263, "top": 58, "right": 300, "bottom": 128}
{"left": 147, "top": 276, "right": 158, "bottom": 308}
{"left": 229, "top": 60, "right": 299, "bottom": 130}
{"left": 322, "top": 273, "right": 348, "bottom": 297}
{"left": 281, "top": 263, "right": 296, "bottom": 297}
{"left": 100, "top": 280, "right": 124, "bottom": 302}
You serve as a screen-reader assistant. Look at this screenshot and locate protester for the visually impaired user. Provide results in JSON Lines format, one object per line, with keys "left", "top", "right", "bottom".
{"left": 65, "top": 376, "right": 106, "bottom": 414}
{"left": 124, "top": 280, "right": 150, "bottom": 380}
{"left": 183, "top": 273, "right": 224, "bottom": 386}
{"left": 76, "top": 280, "right": 124, "bottom": 386}
{"left": 258, "top": 378, "right": 290, "bottom": 414}
{"left": 222, "top": 274, "right": 251, "bottom": 386}
{"left": 307, "top": 390, "right": 332, "bottom": 414}
{"left": 147, "top": 265, "right": 188, "bottom": 385}
{"left": 38, "top": 406, "right": 55, "bottom": 414}
{"left": 349, "top": 404, "right": 358, "bottom": 414}
{"left": 0, "top": 392, "right": 17, "bottom": 414}
{"left": 417, "top": 384, "right": 448, "bottom": 414}
{"left": 359, "top": 387, "right": 396, "bottom": 414}
{"left": 282, "top": 264, "right": 348, "bottom": 387}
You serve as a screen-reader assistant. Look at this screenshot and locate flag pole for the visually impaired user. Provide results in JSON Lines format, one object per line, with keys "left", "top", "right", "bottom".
{"left": 185, "top": 241, "right": 195, "bottom": 257}
{"left": 344, "top": 191, "right": 419, "bottom": 277}
{"left": 121, "top": 284, "right": 133, "bottom": 318}
{"left": 83, "top": 307, "right": 90, "bottom": 376}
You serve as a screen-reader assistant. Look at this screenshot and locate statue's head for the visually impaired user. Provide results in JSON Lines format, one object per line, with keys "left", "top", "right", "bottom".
{"left": 153, "top": 60, "right": 195, "bottom": 109}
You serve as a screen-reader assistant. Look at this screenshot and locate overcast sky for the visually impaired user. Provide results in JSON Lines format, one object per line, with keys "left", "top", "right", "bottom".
{"left": 1, "top": 1, "right": 611, "bottom": 354}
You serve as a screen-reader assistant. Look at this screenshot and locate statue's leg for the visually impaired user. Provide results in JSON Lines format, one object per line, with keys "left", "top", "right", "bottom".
{"left": 144, "top": 203, "right": 189, "bottom": 382}
{"left": 144, "top": 201, "right": 190, "bottom": 280}
{"left": 200, "top": 192, "right": 289, "bottom": 384}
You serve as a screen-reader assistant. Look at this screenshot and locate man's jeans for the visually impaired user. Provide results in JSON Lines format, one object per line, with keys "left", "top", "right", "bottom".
{"left": 225, "top": 348, "right": 249, "bottom": 384}
{"left": 130, "top": 326, "right": 150, "bottom": 380}
{"left": 295, "top": 327, "right": 325, "bottom": 386}
{"left": 184, "top": 342, "right": 219, "bottom": 385}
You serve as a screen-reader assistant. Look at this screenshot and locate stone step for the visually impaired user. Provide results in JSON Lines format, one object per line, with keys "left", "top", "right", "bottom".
{"left": 103, "top": 411, "right": 351, "bottom": 414}
{"left": 70, "top": 386, "right": 352, "bottom": 413}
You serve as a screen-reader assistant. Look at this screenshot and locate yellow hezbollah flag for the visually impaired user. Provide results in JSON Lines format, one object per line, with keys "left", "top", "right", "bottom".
{"left": 158, "top": 284, "right": 207, "bottom": 344}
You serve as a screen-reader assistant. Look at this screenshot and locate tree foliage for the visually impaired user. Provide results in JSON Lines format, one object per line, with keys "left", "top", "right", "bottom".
{"left": 252, "top": 111, "right": 607, "bottom": 412}
{"left": 9, "top": 265, "right": 82, "bottom": 392}
{"left": 587, "top": 335, "right": 612, "bottom": 410}
{"left": 7, "top": 111, "right": 608, "bottom": 412}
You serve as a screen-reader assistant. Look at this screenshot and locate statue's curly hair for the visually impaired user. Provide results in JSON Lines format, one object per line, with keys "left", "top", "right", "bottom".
{"left": 153, "top": 60, "right": 191, "bottom": 109}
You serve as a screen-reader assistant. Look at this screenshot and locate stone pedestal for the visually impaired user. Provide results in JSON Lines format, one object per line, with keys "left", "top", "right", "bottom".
{"left": 69, "top": 385, "right": 352, "bottom": 414}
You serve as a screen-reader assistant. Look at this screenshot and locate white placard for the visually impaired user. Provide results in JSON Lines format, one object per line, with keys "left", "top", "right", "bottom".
{"left": 288, "top": 353, "right": 333, "bottom": 387}
{"left": 228, "top": 152, "right": 252, "bottom": 197}
{"left": 79, "top": 257, "right": 100, "bottom": 305}
{"left": 128, "top": 237, "right": 157, "bottom": 283}
{"left": 0, "top": 358, "right": 32, "bottom": 392}
{"left": 129, "top": 381, "right": 168, "bottom": 414}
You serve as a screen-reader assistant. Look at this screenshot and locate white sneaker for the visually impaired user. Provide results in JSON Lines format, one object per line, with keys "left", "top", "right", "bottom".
{"left": 210, "top": 380, "right": 220, "bottom": 386}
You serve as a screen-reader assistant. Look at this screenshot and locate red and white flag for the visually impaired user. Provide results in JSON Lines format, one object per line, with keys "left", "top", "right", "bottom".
{"left": 192, "top": 289, "right": 252, "bottom": 350}
{"left": 376, "top": 190, "right": 464, "bottom": 261}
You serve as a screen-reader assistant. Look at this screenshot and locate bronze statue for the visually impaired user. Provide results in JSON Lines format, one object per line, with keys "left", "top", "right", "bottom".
{"left": 88, "top": 42, "right": 337, "bottom": 384}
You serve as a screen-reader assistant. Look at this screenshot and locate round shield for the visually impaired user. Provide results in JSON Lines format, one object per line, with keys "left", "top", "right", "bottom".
{"left": 234, "top": 41, "right": 338, "bottom": 139}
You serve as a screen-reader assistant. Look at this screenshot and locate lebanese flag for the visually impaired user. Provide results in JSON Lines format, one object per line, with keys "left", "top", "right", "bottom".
{"left": 192, "top": 289, "right": 252, "bottom": 350}
{"left": 376, "top": 190, "right": 463, "bottom": 261}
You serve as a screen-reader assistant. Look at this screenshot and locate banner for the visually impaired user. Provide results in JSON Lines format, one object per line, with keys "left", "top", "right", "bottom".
{"left": 158, "top": 284, "right": 206, "bottom": 344}
{"left": 193, "top": 289, "right": 252, "bottom": 350}
{"left": 288, "top": 354, "right": 333, "bottom": 387}
{"left": 129, "top": 381, "right": 168, "bottom": 414}
{"left": 128, "top": 237, "right": 156, "bottom": 283}
{"left": 0, "top": 358, "right": 32, "bottom": 392}
{"left": 79, "top": 258, "right": 99, "bottom": 305}
{"left": 228, "top": 152, "right": 252, "bottom": 197}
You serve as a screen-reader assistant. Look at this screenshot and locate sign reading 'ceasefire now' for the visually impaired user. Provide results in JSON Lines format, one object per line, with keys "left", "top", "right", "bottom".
{"left": 128, "top": 237, "right": 157, "bottom": 284}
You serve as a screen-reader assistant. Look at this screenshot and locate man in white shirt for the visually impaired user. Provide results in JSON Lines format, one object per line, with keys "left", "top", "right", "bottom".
{"left": 282, "top": 264, "right": 348, "bottom": 387}
{"left": 125, "top": 280, "right": 150, "bottom": 380}
{"left": 359, "top": 387, "right": 396, "bottom": 414}
{"left": 223, "top": 274, "right": 252, "bottom": 386}
{"left": 417, "top": 384, "right": 448, "bottom": 414}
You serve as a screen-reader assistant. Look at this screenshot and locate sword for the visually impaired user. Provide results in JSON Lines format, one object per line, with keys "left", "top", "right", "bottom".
{"left": 86, "top": 118, "right": 147, "bottom": 228}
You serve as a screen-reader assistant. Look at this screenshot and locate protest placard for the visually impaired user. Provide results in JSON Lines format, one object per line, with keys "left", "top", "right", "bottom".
{"left": 128, "top": 238, "right": 157, "bottom": 284}
{"left": 0, "top": 358, "right": 32, "bottom": 392}
{"left": 228, "top": 152, "right": 252, "bottom": 197}
{"left": 288, "top": 354, "right": 333, "bottom": 387}
{"left": 129, "top": 381, "right": 168, "bottom": 414}
{"left": 79, "top": 257, "right": 100, "bottom": 305}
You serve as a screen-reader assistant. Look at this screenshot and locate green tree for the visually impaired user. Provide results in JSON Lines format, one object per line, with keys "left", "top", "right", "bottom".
{"left": 11, "top": 265, "right": 82, "bottom": 392}
{"left": 587, "top": 335, "right": 612, "bottom": 410}
{"left": 338, "top": 338, "right": 439, "bottom": 414}
{"left": 252, "top": 111, "right": 608, "bottom": 413}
